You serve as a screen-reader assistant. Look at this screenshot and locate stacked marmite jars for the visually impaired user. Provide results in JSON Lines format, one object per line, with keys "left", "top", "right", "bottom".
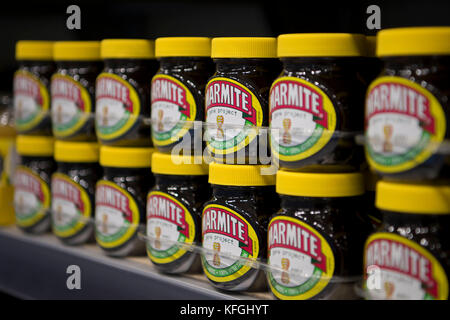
{"left": 13, "top": 41, "right": 56, "bottom": 233}
{"left": 201, "top": 38, "right": 281, "bottom": 291}
{"left": 147, "top": 37, "right": 213, "bottom": 272}
{"left": 267, "top": 34, "right": 372, "bottom": 300}
{"left": 94, "top": 39, "right": 157, "bottom": 256}
{"left": 363, "top": 27, "right": 450, "bottom": 300}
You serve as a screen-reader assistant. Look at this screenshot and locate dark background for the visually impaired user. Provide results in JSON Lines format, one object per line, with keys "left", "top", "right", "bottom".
{"left": 1, "top": 0, "right": 450, "bottom": 92}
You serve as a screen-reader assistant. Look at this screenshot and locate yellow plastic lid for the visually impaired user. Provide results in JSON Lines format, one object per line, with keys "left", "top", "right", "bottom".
{"left": 100, "top": 39, "right": 155, "bottom": 59}
{"left": 277, "top": 33, "right": 366, "bottom": 57}
{"left": 276, "top": 170, "right": 364, "bottom": 197}
{"left": 209, "top": 162, "right": 276, "bottom": 186}
{"left": 376, "top": 181, "right": 450, "bottom": 215}
{"left": 54, "top": 141, "right": 99, "bottom": 163}
{"left": 211, "top": 37, "right": 277, "bottom": 58}
{"left": 16, "top": 135, "right": 54, "bottom": 157}
{"left": 155, "top": 37, "right": 211, "bottom": 57}
{"left": 377, "top": 27, "right": 450, "bottom": 56}
{"left": 53, "top": 41, "right": 101, "bottom": 61}
{"left": 16, "top": 41, "right": 53, "bottom": 60}
{"left": 100, "top": 146, "right": 154, "bottom": 168}
{"left": 366, "top": 35, "right": 376, "bottom": 58}
{"left": 151, "top": 152, "right": 208, "bottom": 175}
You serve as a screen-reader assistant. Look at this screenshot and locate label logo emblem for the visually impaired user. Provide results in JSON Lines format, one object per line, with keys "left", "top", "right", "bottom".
{"left": 95, "top": 73, "right": 141, "bottom": 141}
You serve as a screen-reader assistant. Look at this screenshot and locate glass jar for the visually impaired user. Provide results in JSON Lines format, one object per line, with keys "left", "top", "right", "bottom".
{"left": 270, "top": 33, "right": 367, "bottom": 172}
{"left": 146, "top": 152, "right": 210, "bottom": 273}
{"left": 205, "top": 37, "right": 280, "bottom": 164}
{"left": 13, "top": 41, "right": 55, "bottom": 135}
{"left": 51, "top": 41, "right": 102, "bottom": 141}
{"left": 52, "top": 141, "right": 100, "bottom": 245}
{"left": 95, "top": 39, "right": 158, "bottom": 146}
{"left": 14, "top": 135, "right": 55, "bottom": 233}
{"left": 151, "top": 37, "right": 214, "bottom": 153}
{"left": 267, "top": 170, "right": 371, "bottom": 300}
{"left": 95, "top": 146, "right": 155, "bottom": 257}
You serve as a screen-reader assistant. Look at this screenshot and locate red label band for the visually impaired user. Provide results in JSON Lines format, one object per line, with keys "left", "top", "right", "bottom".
{"left": 270, "top": 80, "right": 328, "bottom": 129}
{"left": 147, "top": 194, "right": 190, "bottom": 238}
{"left": 202, "top": 207, "right": 253, "bottom": 256}
{"left": 366, "top": 238, "right": 438, "bottom": 297}
{"left": 366, "top": 82, "right": 435, "bottom": 134}
{"left": 268, "top": 219, "right": 327, "bottom": 273}
{"left": 96, "top": 185, "right": 133, "bottom": 222}
{"left": 151, "top": 78, "right": 190, "bottom": 117}
{"left": 96, "top": 77, "right": 134, "bottom": 113}
{"left": 206, "top": 80, "right": 256, "bottom": 125}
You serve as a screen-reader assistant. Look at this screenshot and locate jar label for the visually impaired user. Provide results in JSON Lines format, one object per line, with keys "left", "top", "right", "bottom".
{"left": 365, "top": 76, "right": 446, "bottom": 173}
{"left": 95, "top": 73, "right": 141, "bottom": 141}
{"left": 13, "top": 70, "right": 50, "bottom": 132}
{"left": 51, "top": 173, "right": 92, "bottom": 238}
{"left": 95, "top": 180, "right": 140, "bottom": 248}
{"left": 267, "top": 216, "right": 335, "bottom": 300}
{"left": 51, "top": 74, "right": 92, "bottom": 138}
{"left": 269, "top": 77, "right": 337, "bottom": 162}
{"left": 201, "top": 204, "right": 260, "bottom": 282}
{"left": 146, "top": 191, "right": 196, "bottom": 264}
{"left": 364, "top": 232, "right": 449, "bottom": 300}
{"left": 151, "top": 75, "right": 197, "bottom": 147}
{"left": 13, "top": 166, "right": 50, "bottom": 227}
{"left": 205, "top": 77, "right": 264, "bottom": 155}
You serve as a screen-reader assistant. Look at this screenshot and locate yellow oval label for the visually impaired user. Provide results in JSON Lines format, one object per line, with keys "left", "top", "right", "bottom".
{"left": 201, "top": 204, "right": 260, "bottom": 282}
{"left": 13, "top": 166, "right": 51, "bottom": 227}
{"left": 364, "top": 232, "right": 449, "bottom": 300}
{"left": 51, "top": 173, "right": 92, "bottom": 238}
{"left": 146, "top": 191, "right": 196, "bottom": 264}
{"left": 365, "top": 76, "right": 446, "bottom": 173}
{"left": 51, "top": 74, "right": 92, "bottom": 138}
{"left": 95, "top": 73, "right": 141, "bottom": 141}
{"left": 267, "top": 216, "right": 335, "bottom": 300}
{"left": 13, "top": 70, "right": 50, "bottom": 132}
{"left": 151, "top": 74, "right": 197, "bottom": 147}
{"left": 269, "top": 77, "right": 337, "bottom": 162}
{"left": 205, "top": 77, "right": 264, "bottom": 155}
{"left": 95, "top": 180, "right": 140, "bottom": 249}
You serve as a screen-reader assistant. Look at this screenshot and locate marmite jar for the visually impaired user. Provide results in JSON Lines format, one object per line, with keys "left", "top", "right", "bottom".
{"left": 146, "top": 152, "right": 210, "bottom": 274}
{"left": 201, "top": 162, "right": 278, "bottom": 291}
{"left": 365, "top": 27, "right": 450, "bottom": 180}
{"left": 95, "top": 146, "right": 154, "bottom": 257}
{"left": 52, "top": 141, "right": 100, "bottom": 245}
{"left": 151, "top": 37, "right": 214, "bottom": 153}
{"left": 51, "top": 41, "right": 102, "bottom": 141}
{"left": 14, "top": 41, "right": 55, "bottom": 135}
{"left": 270, "top": 34, "right": 367, "bottom": 171}
{"left": 267, "top": 171, "right": 371, "bottom": 300}
{"left": 205, "top": 38, "right": 280, "bottom": 164}
{"left": 14, "top": 135, "right": 55, "bottom": 233}
{"left": 95, "top": 39, "right": 158, "bottom": 146}
{"left": 363, "top": 169, "right": 381, "bottom": 229}
{"left": 364, "top": 181, "right": 450, "bottom": 300}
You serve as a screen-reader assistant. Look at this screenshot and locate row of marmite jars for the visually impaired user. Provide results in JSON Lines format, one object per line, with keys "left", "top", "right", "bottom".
{"left": 362, "top": 27, "right": 450, "bottom": 300}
